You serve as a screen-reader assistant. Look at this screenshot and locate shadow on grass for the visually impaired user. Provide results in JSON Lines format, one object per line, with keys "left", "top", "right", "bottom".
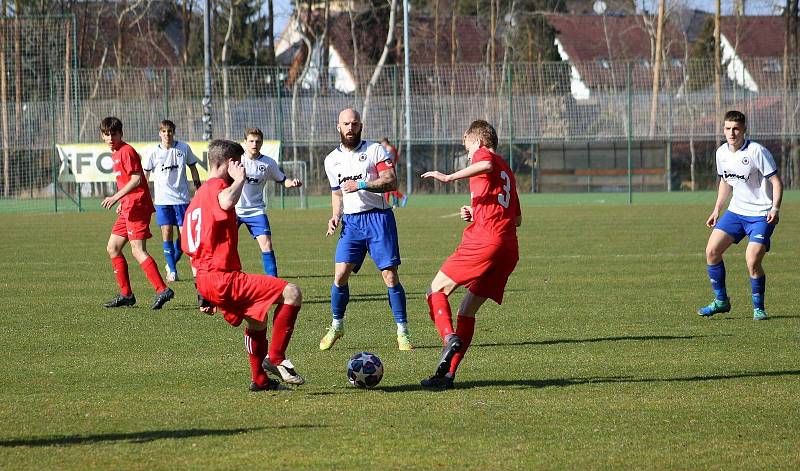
{"left": 302, "top": 292, "right": 428, "bottom": 305}
{"left": 0, "top": 424, "right": 323, "bottom": 448}
{"left": 448, "top": 369, "right": 800, "bottom": 390}
{"left": 412, "top": 334, "right": 720, "bottom": 350}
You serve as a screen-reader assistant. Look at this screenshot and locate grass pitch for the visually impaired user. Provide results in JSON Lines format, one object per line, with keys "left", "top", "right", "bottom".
{"left": 1, "top": 192, "right": 799, "bottom": 470}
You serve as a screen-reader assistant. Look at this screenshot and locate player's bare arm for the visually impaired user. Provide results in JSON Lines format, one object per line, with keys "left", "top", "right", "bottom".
{"left": 421, "top": 160, "right": 493, "bottom": 183}
{"left": 283, "top": 178, "right": 302, "bottom": 188}
{"left": 327, "top": 190, "right": 344, "bottom": 236}
{"left": 218, "top": 160, "right": 246, "bottom": 210}
{"left": 101, "top": 172, "right": 143, "bottom": 209}
{"left": 341, "top": 168, "right": 397, "bottom": 193}
{"left": 460, "top": 205, "right": 473, "bottom": 222}
{"left": 706, "top": 179, "right": 732, "bottom": 228}
{"left": 767, "top": 174, "right": 783, "bottom": 225}
{"left": 189, "top": 163, "right": 201, "bottom": 189}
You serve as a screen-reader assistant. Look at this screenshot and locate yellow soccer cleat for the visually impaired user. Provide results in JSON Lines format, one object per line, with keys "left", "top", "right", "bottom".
{"left": 319, "top": 326, "right": 344, "bottom": 351}
{"left": 397, "top": 332, "right": 414, "bottom": 351}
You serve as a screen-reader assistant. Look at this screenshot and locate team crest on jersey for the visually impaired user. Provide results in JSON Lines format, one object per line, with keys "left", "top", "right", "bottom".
{"left": 741, "top": 157, "right": 749, "bottom": 165}
{"left": 258, "top": 165, "right": 267, "bottom": 171}
{"left": 358, "top": 153, "right": 367, "bottom": 161}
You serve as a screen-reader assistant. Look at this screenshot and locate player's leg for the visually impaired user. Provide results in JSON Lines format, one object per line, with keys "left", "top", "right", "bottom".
{"left": 746, "top": 241, "right": 769, "bottom": 320}
{"left": 172, "top": 204, "right": 188, "bottom": 265}
{"left": 243, "top": 317, "right": 287, "bottom": 391}
{"left": 448, "top": 291, "right": 488, "bottom": 376}
{"left": 698, "top": 227, "right": 736, "bottom": 317}
{"left": 381, "top": 267, "right": 413, "bottom": 350}
{"left": 320, "top": 261, "right": 356, "bottom": 350}
{"left": 105, "top": 229, "right": 136, "bottom": 307}
{"left": 255, "top": 234, "right": 278, "bottom": 277}
{"left": 155, "top": 205, "right": 178, "bottom": 281}
{"left": 264, "top": 283, "right": 305, "bottom": 384}
{"left": 129, "top": 237, "right": 174, "bottom": 310}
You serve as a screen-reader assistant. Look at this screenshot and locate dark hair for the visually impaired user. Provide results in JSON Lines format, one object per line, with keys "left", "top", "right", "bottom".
{"left": 160, "top": 120, "right": 176, "bottom": 132}
{"left": 100, "top": 117, "right": 123, "bottom": 134}
{"left": 465, "top": 120, "right": 498, "bottom": 149}
{"left": 724, "top": 110, "right": 746, "bottom": 124}
{"left": 208, "top": 139, "right": 244, "bottom": 168}
{"left": 245, "top": 127, "right": 264, "bottom": 139}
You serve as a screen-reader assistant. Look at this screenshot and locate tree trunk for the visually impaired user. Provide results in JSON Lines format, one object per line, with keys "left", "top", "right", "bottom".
{"left": 714, "top": 0, "right": 722, "bottom": 140}
{"left": 267, "top": 0, "right": 275, "bottom": 66}
{"left": 362, "top": 0, "right": 397, "bottom": 125}
{"left": 221, "top": 0, "right": 235, "bottom": 138}
{"left": 648, "top": 0, "right": 665, "bottom": 137}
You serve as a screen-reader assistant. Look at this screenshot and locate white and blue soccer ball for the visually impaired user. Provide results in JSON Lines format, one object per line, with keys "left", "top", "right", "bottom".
{"left": 347, "top": 351, "right": 384, "bottom": 388}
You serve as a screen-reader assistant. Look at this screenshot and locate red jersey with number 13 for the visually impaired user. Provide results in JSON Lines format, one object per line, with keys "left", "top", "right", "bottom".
{"left": 181, "top": 177, "right": 242, "bottom": 273}
{"left": 463, "top": 148, "right": 520, "bottom": 244}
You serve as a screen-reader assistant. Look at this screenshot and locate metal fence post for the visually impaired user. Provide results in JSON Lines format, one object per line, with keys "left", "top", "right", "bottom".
{"left": 507, "top": 64, "right": 514, "bottom": 169}
{"left": 626, "top": 62, "right": 633, "bottom": 205}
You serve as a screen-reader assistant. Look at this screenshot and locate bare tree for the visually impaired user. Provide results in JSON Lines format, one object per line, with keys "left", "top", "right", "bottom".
{"left": 362, "top": 0, "right": 397, "bottom": 124}
{"left": 221, "top": 0, "right": 238, "bottom": 137}
{"left": 648, "top": 0, "right": 665, "bottom": 137}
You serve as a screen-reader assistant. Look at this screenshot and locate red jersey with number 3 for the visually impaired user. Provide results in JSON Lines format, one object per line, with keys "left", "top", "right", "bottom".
{"left": 463, "top": 148, "right": 520, "bottom": 244}
{"left": 181, "top": 177, "right": 242, "bottom": 273}
{"left": 113, "top": 142, "right": 154, "bottom": 214}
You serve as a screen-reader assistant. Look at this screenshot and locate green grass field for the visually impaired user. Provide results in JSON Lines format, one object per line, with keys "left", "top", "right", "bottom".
{"left": 1, "top": 193, "right": 799, "bottom": 469}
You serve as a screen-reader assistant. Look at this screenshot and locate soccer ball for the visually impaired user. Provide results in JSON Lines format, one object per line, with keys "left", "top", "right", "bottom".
{"left": 347, "top": 351, "right": 384, "bottom": 388}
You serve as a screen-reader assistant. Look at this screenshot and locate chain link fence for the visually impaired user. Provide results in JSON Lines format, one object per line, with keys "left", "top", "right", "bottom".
{"left": 3, "top": 16, "right": 800, "bottom": 211}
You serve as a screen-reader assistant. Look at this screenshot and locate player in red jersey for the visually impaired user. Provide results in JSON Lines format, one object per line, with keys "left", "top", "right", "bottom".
{"left": 418, "top": 120, "right": 522, "bottom": 389}
{"left": 181, "top": 139, "right": 304, "bottom": 392}
{"left": 99, "top": 117, "right": 174, "bottom": 310}
{"left": 380, "top": 138, "right": 407, "bottom": 207}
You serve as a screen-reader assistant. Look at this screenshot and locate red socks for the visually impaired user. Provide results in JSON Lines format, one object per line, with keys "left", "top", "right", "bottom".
{"left": 244, "top": 328, "right": 269, "bottom": 386}
{"left": 111, "top": 256, "right": 132, "bottom": 296}
{"left": 139, "top": 256, "right": 167, "bottom": 292}
{"left": 428, "top": 291, "right": 455, "bottom": 341}
{"left": 449, "top": 315, "right": 476, "bottom": 375}
{"left": 268, "top": 304, "right": 301, "bottom": 365}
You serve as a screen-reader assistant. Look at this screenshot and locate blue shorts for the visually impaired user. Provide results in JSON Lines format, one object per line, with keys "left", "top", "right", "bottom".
{"left": 238, "top": 214, "right": 272, "bottom": 238}
{"left": 715, "top": 210, "right": 775, "bottom": 251}
{"left": 155, "top": 204, "right": 189, "bottom": 227}
{"left": 336, "top": 208, "right": 401, "bottom": 272}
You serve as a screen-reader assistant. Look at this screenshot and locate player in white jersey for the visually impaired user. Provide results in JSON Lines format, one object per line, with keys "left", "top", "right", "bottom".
{"left": 698, "top": 111, "right": 783, "bottom": 321}
{"left": 320, "top": 108, "right": 413, "bottom": 352}
{"left": 142, "top": 120, "right": 201, "bottom": 282}
{"left": 236, "top": 127, "right": 302, "bottom": 277}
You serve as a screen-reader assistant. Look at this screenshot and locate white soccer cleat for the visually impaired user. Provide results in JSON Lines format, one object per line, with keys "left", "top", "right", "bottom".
{"left": 263, "top": 358, "right": 305, "bottom": 385}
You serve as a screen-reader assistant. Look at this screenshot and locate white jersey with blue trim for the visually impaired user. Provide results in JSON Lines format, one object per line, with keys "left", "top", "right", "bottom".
{"left": 235, "top": 153, "right": 286, "bottom": 218}
{"left": 324, "top": 140, "right": 392, "bottom": 214}
{"left": 142, "top": 140, "right": 198, "bottom": 205}
{"left": 715, "top": 139, "right": 777, "bottom": 217}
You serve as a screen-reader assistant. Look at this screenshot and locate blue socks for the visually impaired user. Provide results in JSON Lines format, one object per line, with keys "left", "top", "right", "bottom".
{"left": 707, "top": 261, "right": 728, "bottom": 301}
{"left": 387, "top": 283, "right": 407, "bottom": 324}
{"left": 331, "top": 284, "right": 349, "bottom": 321}
{"left": 751, "top": 275, "right": 765, "bottom": 310}
{"left": 173, "top": 239, "right": 183, "bottom": 264}
{"left": 163, "top": 241, "right": 177, "bottom": 274}
{"left": 262, "top": 251, "right": 277, "bottom": 277}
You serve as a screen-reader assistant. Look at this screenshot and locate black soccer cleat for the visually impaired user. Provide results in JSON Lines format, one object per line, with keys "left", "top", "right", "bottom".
{"left": 151, "top": 287, "right": 175, "bottom": 310}
{"left": 104, "top": 293, "right": 136, "bottom": 308}
{"left": 435, "top": 334, "right": 462, "bottom": 377}
{"left": 249, "top": 378, "right": 291, "bottom": 392}
{"left": 420, "top": 373, "right": 455, "bottom": 390}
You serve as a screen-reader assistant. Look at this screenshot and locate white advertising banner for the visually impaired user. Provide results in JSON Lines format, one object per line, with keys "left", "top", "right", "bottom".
{"left": 56, "top": 141, "right": 281, "bottom": 183}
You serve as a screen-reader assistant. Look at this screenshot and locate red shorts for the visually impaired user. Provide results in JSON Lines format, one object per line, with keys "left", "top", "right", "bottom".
{"left": 440, "top": 239, "right": 518, "bottom": 304}
{"left": 111, "top": 208, "right": 153, "bottom": 240}
{"left": 195, "top": 270, "right": 289, "bottom": 327}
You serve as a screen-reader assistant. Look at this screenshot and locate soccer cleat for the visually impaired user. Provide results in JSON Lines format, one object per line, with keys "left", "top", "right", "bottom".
{"left": 420, "top": 373, "right": 455, "bottom": 390}
{"left": 165, "top": 265, "right": 178, "bottom": 283}
{"left": 249, "top": 378, "right": 291, "bottom": 392}
{"left": 151, "top": 287, "right": 175, "bottom": 310}
{"left": 400, "top": 195, "right": 408, "bottom": 207}
{"left": 319, "top": 326, "right": 344, "bottom": 351}
{"left": 104, "top": 293, "right": 136, "bottom": 308}
{"left": 397, "top": 332, "right": 414, "bottom": 351}
{"left": 263, "top": 358, "right": 305, "bottom": 385}
{"left": 435, "top": 334, "right": 462, "bottom": 377}
{"left": 753, "top": 308, "right": 769, "bottom": 321}
{"left": 697, "top": 299, "right": 731, "bottom": 317}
